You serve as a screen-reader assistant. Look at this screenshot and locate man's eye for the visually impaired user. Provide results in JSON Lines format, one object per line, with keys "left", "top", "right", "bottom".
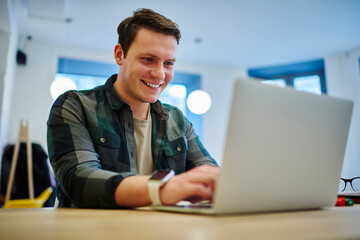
{"left": 143, "top": 58, "right": 153, "bottom": 62}
{"left": 164, "top": 62, "right": 174, "bottom": 67}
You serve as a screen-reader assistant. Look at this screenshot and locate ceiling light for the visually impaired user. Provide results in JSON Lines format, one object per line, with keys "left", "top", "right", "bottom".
{"left": 187, "top": 90, "right": 212, "bottom": 115}
{"left": 50, "top": 76, "right": 77, "bottom": 100}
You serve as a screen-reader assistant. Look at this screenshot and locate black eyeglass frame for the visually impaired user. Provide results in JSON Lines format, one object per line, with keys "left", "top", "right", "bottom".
{"left": 339, "top": 177, "right": 360, "bottom": 192}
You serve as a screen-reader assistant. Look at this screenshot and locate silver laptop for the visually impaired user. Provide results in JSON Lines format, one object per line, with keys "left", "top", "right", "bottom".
{"left": 151, "top": 78, "right": 353, "bottom": 215}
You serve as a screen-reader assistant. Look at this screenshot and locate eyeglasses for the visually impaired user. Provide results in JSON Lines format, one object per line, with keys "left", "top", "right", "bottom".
{"left": 338, "top": 177, "right": 360, "bottom": 192}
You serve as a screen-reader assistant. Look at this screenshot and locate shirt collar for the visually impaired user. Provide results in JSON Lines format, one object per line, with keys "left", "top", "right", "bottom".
{"left": 105, "top": 74, "right": 169, "bottom": 120}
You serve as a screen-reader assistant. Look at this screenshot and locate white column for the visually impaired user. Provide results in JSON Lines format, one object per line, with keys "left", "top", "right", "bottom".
{"left": 325, "top": 48, "right": 360, "bottom": 178}
{"left": 0, "top": 0, "right": 18, "bottom": 158}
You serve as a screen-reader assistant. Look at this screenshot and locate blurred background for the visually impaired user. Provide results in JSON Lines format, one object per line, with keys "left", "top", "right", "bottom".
{"left": 1, "top": 0, "right": 359, "bottom": 180}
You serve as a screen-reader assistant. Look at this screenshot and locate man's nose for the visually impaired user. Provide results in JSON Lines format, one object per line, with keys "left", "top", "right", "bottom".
{"left": 151, "top": 63, "right": 165, "bottom": 80}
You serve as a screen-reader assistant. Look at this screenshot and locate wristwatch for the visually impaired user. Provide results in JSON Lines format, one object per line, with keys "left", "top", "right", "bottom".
{"left": 148, "top": 170, "right": 175, "bottom": 205}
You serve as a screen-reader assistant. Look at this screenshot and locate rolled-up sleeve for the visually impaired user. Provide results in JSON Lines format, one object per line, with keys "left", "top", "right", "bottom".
{"left": 184, "top": 117, "right": 218, "bottom": 169}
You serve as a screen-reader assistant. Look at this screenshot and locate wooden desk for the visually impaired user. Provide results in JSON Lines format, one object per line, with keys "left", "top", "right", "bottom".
{"left": 1, "top": 206, "right": 360, "bottom": 240}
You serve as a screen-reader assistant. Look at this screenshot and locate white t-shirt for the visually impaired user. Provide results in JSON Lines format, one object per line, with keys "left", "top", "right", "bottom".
{"left": 133, "top": 109, "right": 153, "bottom": 175}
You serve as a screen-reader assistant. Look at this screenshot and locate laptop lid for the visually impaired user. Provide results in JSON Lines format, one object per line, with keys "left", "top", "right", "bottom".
{"left": 213, "top": 78, "right": 353, "bottom": 214}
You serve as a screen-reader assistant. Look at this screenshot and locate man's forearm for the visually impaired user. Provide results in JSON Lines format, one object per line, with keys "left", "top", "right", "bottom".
{"left": 114, "top": 165, "right": 220, "bottom": 208}
{"left": 114, "top": 175, "right": 152, "bottom": 207}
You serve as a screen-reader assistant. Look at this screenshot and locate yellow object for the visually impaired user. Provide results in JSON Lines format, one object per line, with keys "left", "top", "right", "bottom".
{"left": 3, "top": 187, "right": 53, "bottom": 208}
{"left": 3, "top": 120, "right": 53, "bottom": 209}
{"left": 5, "top": 120, "right": 34, "bottom": 203}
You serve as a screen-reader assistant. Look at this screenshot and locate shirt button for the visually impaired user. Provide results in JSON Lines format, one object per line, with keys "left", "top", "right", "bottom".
{"left": 100, "top": 138, "right": 105, "bottom": 143}
{"left": 176, "top": 147, "right": 182, "bottom": 152}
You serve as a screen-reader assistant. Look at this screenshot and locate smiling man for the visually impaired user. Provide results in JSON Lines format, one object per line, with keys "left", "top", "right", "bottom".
{"left": 47, "top": 8, "right": 219, "bottom": 208}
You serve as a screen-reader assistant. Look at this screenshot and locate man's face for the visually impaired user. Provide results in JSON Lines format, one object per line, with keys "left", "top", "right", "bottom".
{"left": 116, "top": 28, "right": 177, "bottom": 105}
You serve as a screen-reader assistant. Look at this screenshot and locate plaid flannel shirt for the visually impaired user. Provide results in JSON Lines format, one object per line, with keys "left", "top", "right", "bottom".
{"left": 47, "top": 74, "right": 217, "bottom": 208}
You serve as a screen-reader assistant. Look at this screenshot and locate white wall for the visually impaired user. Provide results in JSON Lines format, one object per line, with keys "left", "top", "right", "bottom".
{"left": 8, "top": 40, "right": 115, "bottom": 150}
{"left": 174, "top": 63, "right": 247, "bottom": 163}
{"left": 325, "top": 47, "right": 360, "bottom": 178}
{"left": 0, "top": 0, "right": 18, "bottom": 159}
{"left": 202, "top": 68, "right": 247, "bottom": 163}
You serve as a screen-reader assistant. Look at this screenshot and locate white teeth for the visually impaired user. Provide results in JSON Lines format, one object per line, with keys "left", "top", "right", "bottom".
{"left": 144, "top": 81, "right": 160, "bottom": 88}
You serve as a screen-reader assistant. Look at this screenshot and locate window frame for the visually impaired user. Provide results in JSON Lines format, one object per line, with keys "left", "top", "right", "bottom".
{"left": 248, "top": 59, "right": 327, "bottom": 94}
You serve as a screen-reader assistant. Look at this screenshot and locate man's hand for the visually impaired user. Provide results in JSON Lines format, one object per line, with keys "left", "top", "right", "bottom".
{"left": 114, "top": 165, "right": 220, "bottom": 207}
{"left": 159, "top": 165, "right": 220, "bottom": 205}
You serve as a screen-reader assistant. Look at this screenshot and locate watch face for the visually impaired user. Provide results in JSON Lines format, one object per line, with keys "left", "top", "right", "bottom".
{"left": 150, "top": 170, "right": 172, "bottom": 180}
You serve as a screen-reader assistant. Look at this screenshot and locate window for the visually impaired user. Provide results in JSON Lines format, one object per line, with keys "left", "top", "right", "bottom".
{"left": 293, "top": 75, "right": 321, "bottom": 94}
{"left": 159, "top": 84, "right": 187, "bottom": 114}
{"left": 53, "top": 73, "right": 107, "bottom": 93}
{"left": 248, "top": 59, "right": 326, "bottom": 95}
{"left": 261, "top": 79, "right": 286, "bottom": 88}
{"left": 53, "top": 57, "right": 205, "bottom": 140}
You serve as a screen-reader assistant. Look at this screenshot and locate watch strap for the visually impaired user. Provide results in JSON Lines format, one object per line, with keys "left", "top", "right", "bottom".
{"left": 148, "top": 170, "right": 175, "bottom": 205}
{"left": 148, "top": 180, "right": 162, "bottom": 205}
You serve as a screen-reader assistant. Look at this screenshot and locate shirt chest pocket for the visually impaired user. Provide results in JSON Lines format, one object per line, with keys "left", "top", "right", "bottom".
{"left": 163, "top": 137, "right": 187, "bottom": 171}
{"left": 89, "top": 127, "right": 121, "bottom": 171}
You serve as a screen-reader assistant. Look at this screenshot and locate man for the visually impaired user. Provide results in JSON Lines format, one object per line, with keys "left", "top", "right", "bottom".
{"left": 47, "top": 8, "right": 219, "bottom": 208}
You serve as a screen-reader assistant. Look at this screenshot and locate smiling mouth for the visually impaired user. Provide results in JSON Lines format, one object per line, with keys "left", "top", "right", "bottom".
{"left": 143, "top": 80, "right": 161, "bottom": 88}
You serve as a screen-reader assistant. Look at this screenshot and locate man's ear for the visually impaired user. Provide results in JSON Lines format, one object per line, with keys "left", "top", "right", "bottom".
{"left": 114, "top": 43, "right": 124, "bottom": 65}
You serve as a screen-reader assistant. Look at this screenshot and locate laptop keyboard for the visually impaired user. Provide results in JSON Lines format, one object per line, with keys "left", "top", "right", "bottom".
{"left": 175, "top": 201, "right": 212, "bottom": 209}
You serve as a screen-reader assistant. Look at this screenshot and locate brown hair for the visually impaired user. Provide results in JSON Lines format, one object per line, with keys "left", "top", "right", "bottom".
{"left": 117, "top": 8, "right": 181, "bottom": 58}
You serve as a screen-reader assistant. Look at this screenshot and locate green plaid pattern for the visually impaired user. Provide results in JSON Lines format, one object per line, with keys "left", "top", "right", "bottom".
{"left": 47, "top": 74, "right": 217, "bottom": 208}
